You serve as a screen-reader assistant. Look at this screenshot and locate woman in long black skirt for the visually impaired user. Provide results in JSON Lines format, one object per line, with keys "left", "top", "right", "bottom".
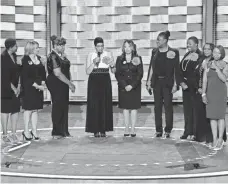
{"left": 85, "top": 37, "right": 115, "bottom": 137}
{"left": 47, "top": 35, "right": 75, "bottom": 139}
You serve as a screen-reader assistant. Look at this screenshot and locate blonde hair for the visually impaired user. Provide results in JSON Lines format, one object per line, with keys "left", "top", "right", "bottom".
{"left": 121, "top": 39, "right": 137, "bottom": 57}
{"left": 24, "top": 41, "right": 39, "bottom": 55}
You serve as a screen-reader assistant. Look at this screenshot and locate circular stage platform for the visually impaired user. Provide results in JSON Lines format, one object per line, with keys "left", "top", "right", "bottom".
{"left": 1, "top": 128, "right": 228, "bottom": 183}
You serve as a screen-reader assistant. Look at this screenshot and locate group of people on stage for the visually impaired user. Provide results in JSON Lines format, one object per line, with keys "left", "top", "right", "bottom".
{"left": 1, "top": 30, "right": 228, "bottom": 151}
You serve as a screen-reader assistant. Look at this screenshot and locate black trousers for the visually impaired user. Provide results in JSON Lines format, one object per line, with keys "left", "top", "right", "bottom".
{"left": 153, "top": 79, "right": 173, "bottom": 133}
{"left": 47, "top": 75, "right": 70, "bottom": 136}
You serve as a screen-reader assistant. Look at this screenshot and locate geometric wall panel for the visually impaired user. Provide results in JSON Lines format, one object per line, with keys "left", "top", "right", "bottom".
{"left": 61, "top": 0, "right": 203, "bottom": 101}
{"left": 1, "top": 0, "right": 48, "bottom": 100}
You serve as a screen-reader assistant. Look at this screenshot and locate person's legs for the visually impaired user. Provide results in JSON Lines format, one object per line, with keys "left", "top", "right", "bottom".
{"left": 181, "top": 90, "right": 193, "bottom": 138}
{"left": 31, "top": 110, "right": 39, "bottom": 138}
{"left": 23, "top": 110, "right": 32, "bottom": 138}
{"left": 1, "top": 113, "right": 10, "bottom": 135}
{"left": 1, "top": 113, "right": 11, "bottom": 143}
{"left": 163, "top": 87, "right": 173, "bottom": 135}
{"left": 130, "top": 109, "right": 137, "bottom": 135}
{"left": 123, "top": 109, "right": 130, "bottom": 135}
{"left": 210, "top": 119, "right": 218, "bottom": 147}
{"left": 216, "top": 119, "right": 225, "bottom": 149}
{"left": 153, "top": 81, "right": 163, "bottom": 135}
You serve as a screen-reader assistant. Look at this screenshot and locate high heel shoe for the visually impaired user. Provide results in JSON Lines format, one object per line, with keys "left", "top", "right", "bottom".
{"left": 22, "top": 131, "right": 32, "bottom": 141}
{"left": 30, "top": 131, "right": 40, "bottom": 141}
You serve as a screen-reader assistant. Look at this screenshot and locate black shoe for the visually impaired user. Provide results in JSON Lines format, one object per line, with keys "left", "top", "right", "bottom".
{"left": 131, "top": 134, "right": 136, "bottom": 137}
{"left": 180, "top": 134, "right": 188, "bottom": 139}
{"left": 94, "top": 132, "right": 100, "bottom": 138}
{"left": 22, "top": 131, "right": 32, "bottom": 141}
{"left": 164, "top": 132, "right": 170, "bottom": 138}
{"left": 30, "top": 131, "right": 40, "bottom": 141}
{"left": 155, "top": 132, "right": 162, "bottom": 137}
{"left": 124, "top": 134, "right": 130, "bottom": 137}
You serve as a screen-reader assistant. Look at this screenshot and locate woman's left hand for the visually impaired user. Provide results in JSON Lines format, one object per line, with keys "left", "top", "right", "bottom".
{"left": 198, "top": 88, "right": 202, "bottom": 94}
{"left": 125, "top": 85, "right": 133, "bottom": 92}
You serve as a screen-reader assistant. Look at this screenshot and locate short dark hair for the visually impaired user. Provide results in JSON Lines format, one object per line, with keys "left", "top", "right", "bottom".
{"left": 158, "top": 30, "right": 170, "bottom": 41}
{"left": 50, "top": 35, "right": 66, "bottom": 48}
{"left": 203, "top": 43, "right": 215, "bottom": 51}
{"left": 5, "top": 38, "right": 17, "bottom": 49}
{"left": 214, "top": 45, "right": 226, "bottom": 60}
{"left": 188, "top": 36, "right": 199, "bottom": 45}
{"left": 94, "top": 37, "right": 104, "bottom": 46}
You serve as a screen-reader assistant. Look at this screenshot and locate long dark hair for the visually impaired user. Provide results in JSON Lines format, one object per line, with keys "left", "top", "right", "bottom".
{"left": 121, "top": 39, "right": 138, "bottom": 59}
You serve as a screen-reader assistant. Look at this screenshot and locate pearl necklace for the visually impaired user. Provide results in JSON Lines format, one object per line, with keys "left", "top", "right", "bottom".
{"left": 181, "top": 55, "right": 191, "bottom": 72}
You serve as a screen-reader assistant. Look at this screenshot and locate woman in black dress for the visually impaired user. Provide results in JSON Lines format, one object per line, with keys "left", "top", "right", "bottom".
{"left": 1, "top": 38, "right": 21, "bottom": 144}
{"left": 21, "top": 41, "right": 46, "bottom": 141}
{"left": 115, "top": 40, "right": 143, "bottom": 137}
{"left": 47, "top": 35, "right": 75, "bottom": 139}
{"left": 179, "top": 36, "right": 206, "bottom": 141}
{"left": 85, "top": 37, "right": 115, "bottom": 137}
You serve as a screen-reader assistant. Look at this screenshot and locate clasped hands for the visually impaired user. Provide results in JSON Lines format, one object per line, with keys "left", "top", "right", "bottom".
{"left": 33, "top": 82, "right": 46, "bottom": 91}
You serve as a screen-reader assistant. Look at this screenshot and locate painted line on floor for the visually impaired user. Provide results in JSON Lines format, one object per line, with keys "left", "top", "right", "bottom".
{"left": 1, "top": 171, "right": 228, "bottom": 180}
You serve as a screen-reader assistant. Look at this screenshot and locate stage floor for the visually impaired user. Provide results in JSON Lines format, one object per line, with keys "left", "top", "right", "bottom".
{"left": 1, "top": 105, "right": 228, "bottom": 182}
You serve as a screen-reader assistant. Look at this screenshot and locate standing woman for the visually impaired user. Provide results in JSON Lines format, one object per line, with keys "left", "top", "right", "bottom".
{"left": 47, "top": 35, "right": 75, "bottom": 139}
{"left": 115, "top": 40, "right": 143, "bottom": 137}
{"left": 85, "top": 37, "right": 115, "bottom": 137}
{"left": 21, "top": 41, "right": 46, "bottom": 141}
{"left": 198, "top": 43, "right": 215, "bottom": 144}
{"left": 1, "top": 38, "right": 21, "bottom": 144}
{"left": 179, "top": 36, "right": 204, "bottom": 141}
{"left": 202, "top": 45, "right": 227, "bottom": 150}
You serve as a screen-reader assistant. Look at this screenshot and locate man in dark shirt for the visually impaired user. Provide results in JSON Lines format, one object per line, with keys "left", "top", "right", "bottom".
{"left": 146, "top": 31, "right": 182, "bottom": 138}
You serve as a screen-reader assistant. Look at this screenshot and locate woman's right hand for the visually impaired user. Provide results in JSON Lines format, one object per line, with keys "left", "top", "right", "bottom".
{"left": 93, "top": 57, "right": 100, "bottom": 65}
{"left": 202, "top": 95, "right": 208, "bottom": 104}
{"left": 69, "top": 82, "right": 75, "bottom": 93}
{"left": 180, "top": 82, "right": 188, "bottom": 90}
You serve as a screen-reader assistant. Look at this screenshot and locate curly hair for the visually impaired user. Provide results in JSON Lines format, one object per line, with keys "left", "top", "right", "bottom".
{"left": 50, "top": 35, "right": 66, "bottom": 48}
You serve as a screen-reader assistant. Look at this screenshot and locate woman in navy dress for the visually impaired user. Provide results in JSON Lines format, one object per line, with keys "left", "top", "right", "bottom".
{"left": 1, "top": 38, "right": 21, "bottom": 144}
{"left": 202, "top": 45, "right": 227, "bottom": 150}
{"left": 21, "top": 41, "right": 46, "bottom": 141}
{"left": 115, "top": 40, "right": 143, "bottom": 137}
{"left": 47, "top": 35, "right": 75, "bottom": 139}
{"left": 85, "top": 37, "right": 115, "bottom": 137}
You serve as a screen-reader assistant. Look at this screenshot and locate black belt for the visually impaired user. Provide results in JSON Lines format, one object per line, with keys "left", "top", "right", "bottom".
{"left": 92, "top": 68, "right": 109, "bottom": 74}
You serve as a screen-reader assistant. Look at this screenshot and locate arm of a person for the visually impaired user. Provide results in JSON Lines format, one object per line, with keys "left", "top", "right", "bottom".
{"left": 216, "top": 64, "right": 228, "bottom": 83}
{"left": 202, "top": 67, "right": 208, "bottom": 95}
{"left": 86, "top": 53, "right": 95, "bottom": 75}
{"left": 131, "top": 56, "right": 144, "bottom": 89}
{"left": 53, "top": 68, "right": 71, "bottom": 86}
{"left": 115, "top": 56, "right": 128, "bottom": 89}
{"left": 146, "top": 51, "right": 154, "bottom": 86}
{"left": 109, "top": 52, "right": 116, "bottom": 73}
{"left": 174, "top": 50, "right": 181, "bottom": 87}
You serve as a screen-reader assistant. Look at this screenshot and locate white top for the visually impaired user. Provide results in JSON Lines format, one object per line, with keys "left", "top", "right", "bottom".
{"left": 88, "top": 50, "right": 113, "bottom": 68}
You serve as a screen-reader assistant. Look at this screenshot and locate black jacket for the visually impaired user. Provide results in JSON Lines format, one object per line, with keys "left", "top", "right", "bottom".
{"left": 146, "top": 47, "right": 181, "bottom": 88}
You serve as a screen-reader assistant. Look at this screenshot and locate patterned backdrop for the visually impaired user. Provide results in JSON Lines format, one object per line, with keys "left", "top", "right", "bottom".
{"left": 216, "top": 0, "right": 228, "bottom": 61}
{"left": 61, "top": 0, "right": 203, "bottom": 101}
{"left": 2, "top": 0, "right": 226, "bottom": 102}
{"left": 0, "top": 0, "right": 49, "bottom": 100}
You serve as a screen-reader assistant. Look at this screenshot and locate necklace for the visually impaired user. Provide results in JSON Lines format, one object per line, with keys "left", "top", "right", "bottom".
{"left": 181, "top": 54, "right": 191, "bottom": 71}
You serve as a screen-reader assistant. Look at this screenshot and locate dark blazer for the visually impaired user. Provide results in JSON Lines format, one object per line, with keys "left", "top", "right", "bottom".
{"left": 115, "top": 55, "right": 144, "bottom": 90}
{"left": 146, "top": 47, "right": 181, "bottom": 88}
{"left": 21, "top": 55, "right": 46, "bottom": 87}
{"left": 180, "top": 49, "right": 204, "bottom": 90}
{"left": 1, "top": 50, "right": 21, "bottom": 98}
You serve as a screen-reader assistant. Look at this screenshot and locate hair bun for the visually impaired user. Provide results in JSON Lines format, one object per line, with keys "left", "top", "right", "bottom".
{"left": 50, "top": 35, "right": 57, "bottom": 42}
{"left": 165, "top": 30, "right": 170, "bottom": 38}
